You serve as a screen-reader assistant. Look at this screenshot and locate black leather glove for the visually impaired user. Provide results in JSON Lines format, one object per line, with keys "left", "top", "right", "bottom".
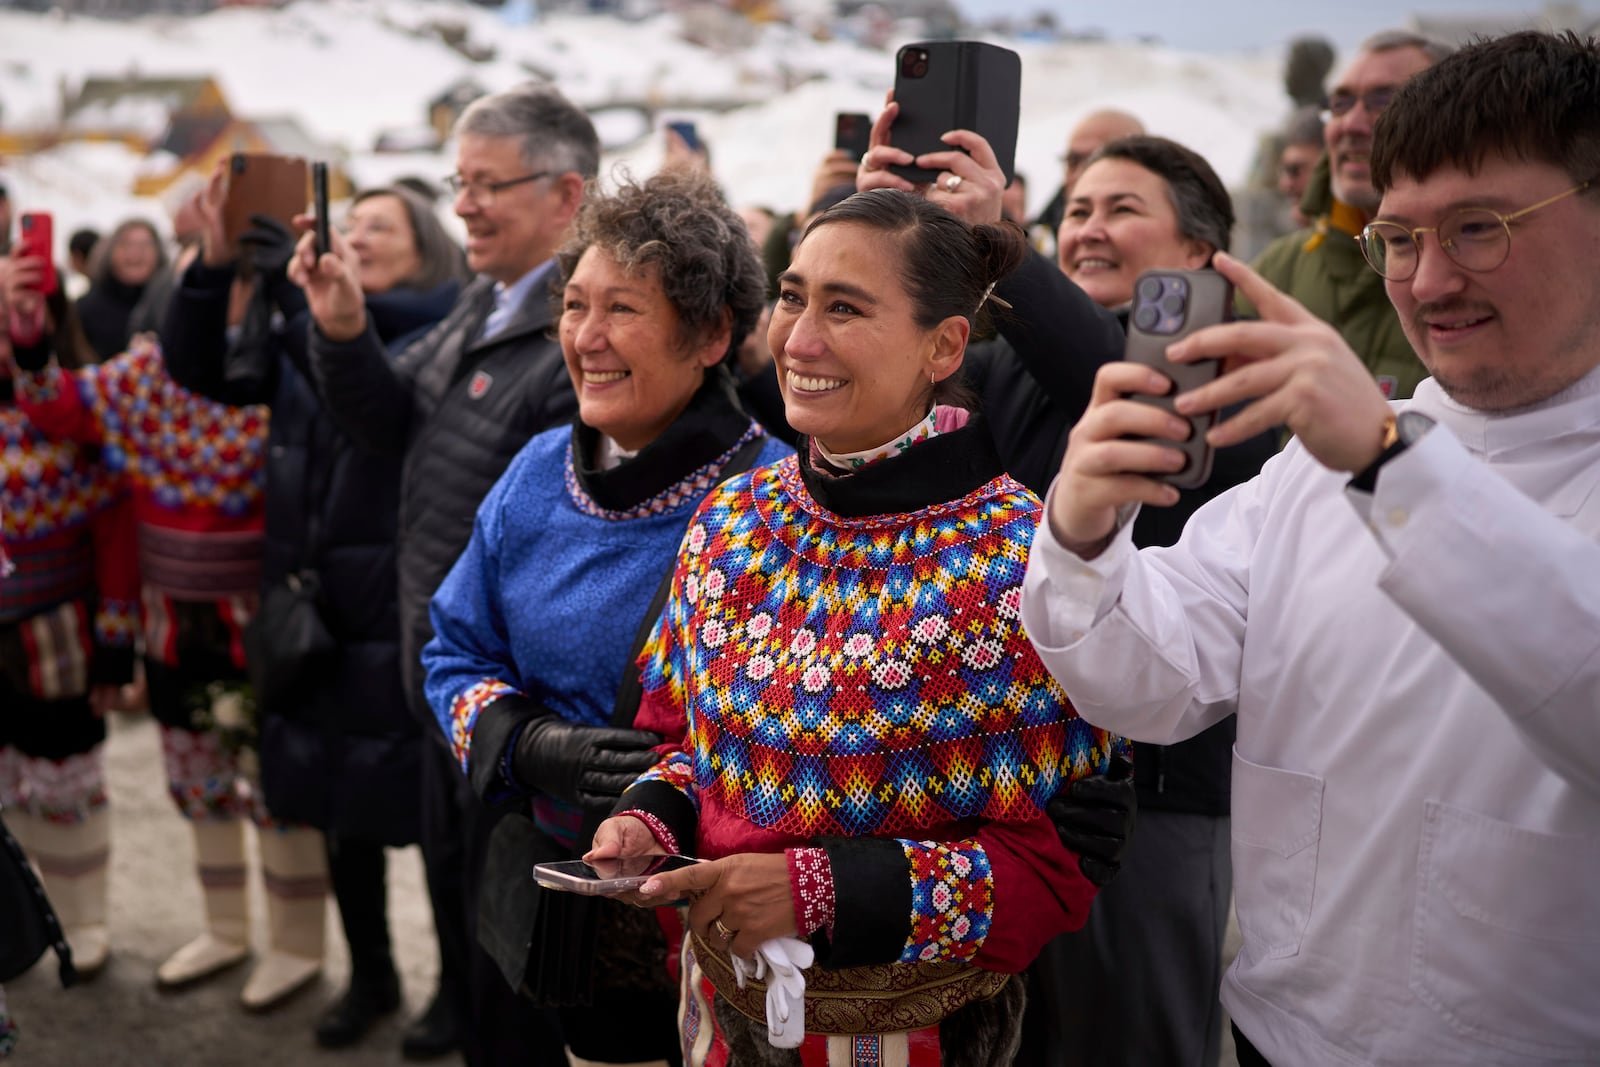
{"left": 238, "top": 213, "right": 296, "bottom": 282}
{"left": 1046, "top": 755, "right": 1135, "bottom": 888}
{"left": 511, "top": 718, "right": 662, "bottom": 814}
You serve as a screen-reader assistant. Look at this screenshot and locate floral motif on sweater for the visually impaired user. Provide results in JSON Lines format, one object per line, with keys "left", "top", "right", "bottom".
{"left": 637, "top": 455, "right": 1116, "bottom": 840}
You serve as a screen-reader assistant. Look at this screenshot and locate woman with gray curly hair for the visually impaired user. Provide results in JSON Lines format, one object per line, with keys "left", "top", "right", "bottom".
{"left": 421, "top": 169, "right": 792, "bottom": 1064}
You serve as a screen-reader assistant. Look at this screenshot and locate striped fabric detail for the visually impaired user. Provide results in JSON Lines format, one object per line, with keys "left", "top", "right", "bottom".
{"left": 0, "top": 535, "right": 94, "bottom": 621}
{"left": 138, "top": 526, "right": 265, "bottom": 602}
{"left": 197, "top": 863, "right": 249, "bottom": 891}
{"left": 32, "top": 846, "right": 110, "bottom": 879}
{"left": 141, "top": 585, "right": 177, "bottom": 667}
{"left": 263, "top": 870, "right": 331, "bottom": 900}
{"left": 18, "top": 599, "right": 91, "bottom": 700}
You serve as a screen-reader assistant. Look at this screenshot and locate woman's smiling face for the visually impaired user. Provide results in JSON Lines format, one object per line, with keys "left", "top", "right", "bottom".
{"left": 1057, "top": 157, "right": 1210, "bottom": 309}
{"left": 768, "top": 221, "right": 964, "bottom": 454}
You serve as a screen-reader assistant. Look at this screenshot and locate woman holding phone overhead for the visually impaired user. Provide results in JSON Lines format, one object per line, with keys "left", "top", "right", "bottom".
{"left": 588, "top": 188, "right": 1123, "bottom": 1067}
{"left": 420, "top": 170, "right": 789, "bottom": 1065}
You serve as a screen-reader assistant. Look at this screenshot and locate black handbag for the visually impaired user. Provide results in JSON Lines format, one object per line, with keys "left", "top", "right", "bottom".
{"left": 244, "top": 569, "right": 336, "bottom": 708}
{"left": 244, "top": 419, "right": 338, "bottom": 710}
{"left": 0, "top": 809, "right": 76, "bottom": 986}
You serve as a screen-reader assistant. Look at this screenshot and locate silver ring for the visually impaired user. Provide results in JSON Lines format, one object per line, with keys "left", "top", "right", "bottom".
{"left": 944, "top": 174, "right": 963, "bottom": 192}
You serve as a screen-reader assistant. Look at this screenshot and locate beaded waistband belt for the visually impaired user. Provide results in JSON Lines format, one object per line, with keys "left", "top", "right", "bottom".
{"left": 690, "top": 929, "right": 1010, "bottom": 1035}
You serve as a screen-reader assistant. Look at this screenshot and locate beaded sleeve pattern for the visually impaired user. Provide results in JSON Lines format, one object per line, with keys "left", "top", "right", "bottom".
{"left": 447, "top": 678, "right": 519, "bottom": 773}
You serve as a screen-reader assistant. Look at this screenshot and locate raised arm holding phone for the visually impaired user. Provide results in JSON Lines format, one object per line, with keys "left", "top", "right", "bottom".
{"left": 1021, "top": 32, "right": 1600, "bottom": 1067}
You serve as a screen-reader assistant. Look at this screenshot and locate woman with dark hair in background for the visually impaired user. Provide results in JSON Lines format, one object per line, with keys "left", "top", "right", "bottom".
{"left": 422, "top": 169, "right": 789, "bottom": 1065}
{"left": 589, "top": 188, "right": 1122, "bottom": 1066}
{"left": 159, "top": 169, "right": 468, "bottom": 1052}
{"left": 1030, "top": 134, "right": 1275, "bottom": 1067}
{"left": 74, "top": 218, "right": 167, "bottom": 362}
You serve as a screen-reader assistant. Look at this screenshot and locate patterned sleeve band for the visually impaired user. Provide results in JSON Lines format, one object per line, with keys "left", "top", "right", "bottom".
{"left": 447, "top": 678, "right": 520, "bottom": 773}
{"left": 900, "top": 838, "right": 993, "bottom": 965}
{"left": 615, "top": 809, "right": 681, "bottom": 856}
{"left": 787, "top": 846, "right": 836, "bottom": 938}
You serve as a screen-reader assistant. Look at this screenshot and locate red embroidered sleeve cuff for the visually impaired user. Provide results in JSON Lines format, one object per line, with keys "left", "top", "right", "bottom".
{"left": 787, "top": 846, "right": 836, "bottom": 938}
{"left": 616, "top": 809, "right": 680, "bottom": 855}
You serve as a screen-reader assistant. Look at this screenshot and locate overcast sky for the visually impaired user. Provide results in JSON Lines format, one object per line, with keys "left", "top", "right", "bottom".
{"left": 957, "top": 0, "right": 1564, "bottom": 54}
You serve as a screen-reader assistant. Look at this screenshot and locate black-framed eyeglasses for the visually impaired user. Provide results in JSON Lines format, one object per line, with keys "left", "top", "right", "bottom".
{"left": 1357, "top": 181, "right": 1592, "bottom": 281}
{"left": 1319, "top": 87, "right": 1397, "bottom": 123}
{"left": 443, "top": 171, "right": 551, "bottom": 205}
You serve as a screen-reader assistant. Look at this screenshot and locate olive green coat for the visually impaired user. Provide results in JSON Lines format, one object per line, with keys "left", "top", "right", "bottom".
{"left": 1242, "top": 157, "right": 1428, "bottom": 400}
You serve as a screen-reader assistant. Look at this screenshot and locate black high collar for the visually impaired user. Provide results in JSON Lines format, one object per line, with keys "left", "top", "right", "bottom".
{"left": 797, "top": 412, "right": 1006, "bottom": 518}
{"left": 571, "top": 369, "right": 754, "bottom": 512}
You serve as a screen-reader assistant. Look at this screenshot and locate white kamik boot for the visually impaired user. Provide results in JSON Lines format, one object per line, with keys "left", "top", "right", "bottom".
{"left": 240, "top": 825, "right": 327, "bottom": 1011}
{"left": 26, "top": 807, "right": 112, "bottom": 977}
{"left": 157, "top": 818, "right": 250, "bottom": 988}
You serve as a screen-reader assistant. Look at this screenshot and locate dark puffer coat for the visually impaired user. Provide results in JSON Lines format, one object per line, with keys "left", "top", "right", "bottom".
{"left": 161, "top": 261, "right": 458, "bottom": 844}
{"left": 306, "top": 271, "right": 579, "bottom": 729}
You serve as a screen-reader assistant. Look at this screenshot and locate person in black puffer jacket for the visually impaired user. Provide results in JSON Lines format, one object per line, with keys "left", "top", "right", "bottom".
{"left": 160, "top": 170, "right": 467, "bottom": 1054}
{"left": 295, "top": 82, "right": 593, "bottom": 1065}
{"left": 75, "top": 218, "right": 167, "bottom": 362}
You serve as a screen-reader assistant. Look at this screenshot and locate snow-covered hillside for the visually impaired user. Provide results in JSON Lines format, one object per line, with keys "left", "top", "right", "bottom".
{"left": 0, "top": 1, "right": 1286, "bottom": 246}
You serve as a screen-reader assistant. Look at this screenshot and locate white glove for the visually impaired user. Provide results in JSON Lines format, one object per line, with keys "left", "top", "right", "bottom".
{"left": 729, "top": 936, "right": 815, "bottom": 1049}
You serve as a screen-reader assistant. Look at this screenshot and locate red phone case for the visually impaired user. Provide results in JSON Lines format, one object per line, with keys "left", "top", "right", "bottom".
{"left": 16, "top": 212, "right": 58, "bottom": 296}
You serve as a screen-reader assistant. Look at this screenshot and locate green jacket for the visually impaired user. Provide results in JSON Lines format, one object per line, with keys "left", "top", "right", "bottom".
{"left": 1243, "top": 156, "right": 1427, "bottom": 400}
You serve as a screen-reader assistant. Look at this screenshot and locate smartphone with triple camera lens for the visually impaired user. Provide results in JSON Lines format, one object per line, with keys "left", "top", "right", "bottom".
{"left": 15, "top": 212, "right": 57, "bottom": 296}
{"left": 533, "top": 855, "right": 701, "bottom": 896}
{"left": 1122, "top": 269, "right": 1232, "bottom": 490}
{"left": 888, "top": 40, "right": 1021, "bottom": 184}
{"left": 834, "top": 112, "right": 872, "bottom": 161}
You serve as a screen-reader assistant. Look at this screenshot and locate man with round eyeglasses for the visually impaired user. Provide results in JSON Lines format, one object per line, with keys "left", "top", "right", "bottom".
{"left": 1246, "top": 30, "right": 1452, "bottom": 403}
{"left": 1023, "top": 30, "right": 1600, "bottom": 1067}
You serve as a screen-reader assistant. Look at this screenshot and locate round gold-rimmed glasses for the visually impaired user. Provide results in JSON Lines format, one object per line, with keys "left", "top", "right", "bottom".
{"left": 1357, "top": 181, "right": 1592, "bottom": 281}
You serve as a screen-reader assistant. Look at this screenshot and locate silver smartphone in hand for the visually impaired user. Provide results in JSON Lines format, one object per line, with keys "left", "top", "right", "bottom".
{"left": 533, "top": 855, "right": 701, "bottom": 896}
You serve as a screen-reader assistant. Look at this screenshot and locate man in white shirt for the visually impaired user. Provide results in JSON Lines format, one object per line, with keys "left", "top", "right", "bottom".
{"left": 1021, "top": 31, "right": 1600, "bottom": 1067}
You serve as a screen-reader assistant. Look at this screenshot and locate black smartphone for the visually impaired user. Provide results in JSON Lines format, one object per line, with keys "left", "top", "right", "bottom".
{"left": 666, "top": 120, "right": 701, "bottom": 154}
{"left": 1122, "top": 269, "right": 1232, "bottom": 490}
{"left": 311, "top": 161, "right": 330, "bottom": 257}
{"left": 888, "top": 40, "right": 1021, "bottom": 184}
{"left": 533, "top": 855, "right": 701, "bottom": 896}
{"left": 834, "top": 111, "right": 872, "bottom": 161}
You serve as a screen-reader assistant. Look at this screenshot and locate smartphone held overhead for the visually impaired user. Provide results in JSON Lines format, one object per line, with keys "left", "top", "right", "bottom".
{"left": 888, "top": 40, "right": 1021, "bottom": 184}
{"left": 222, "top": 153, "right": 310, "bottom": 254}
{"left": 1122, "top": 268, "right": 1232, "bottom": 490}
{"left": 311, "top": 161, "right": 330, "bottom": 256}
{"left": 15, "top": 212, "right": 58, "bottom": 296}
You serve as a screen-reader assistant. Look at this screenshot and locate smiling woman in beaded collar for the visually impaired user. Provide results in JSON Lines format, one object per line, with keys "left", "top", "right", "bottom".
{"left": 421, "top": 170, "right": 791, "bottom": 1065}
{"left": 590, "top": 189, "right": 1126, "bottom": 1067}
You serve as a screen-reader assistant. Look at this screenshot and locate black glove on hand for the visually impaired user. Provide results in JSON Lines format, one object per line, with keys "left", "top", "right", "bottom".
{"left": 1046, "top": 755, "right": 1136, "bottom": 889}
{"left": 511, "top": 718, "right": 662, "bottom": 814}
{"left": 238, "top": 213, "right": 296, "bottom": 282}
